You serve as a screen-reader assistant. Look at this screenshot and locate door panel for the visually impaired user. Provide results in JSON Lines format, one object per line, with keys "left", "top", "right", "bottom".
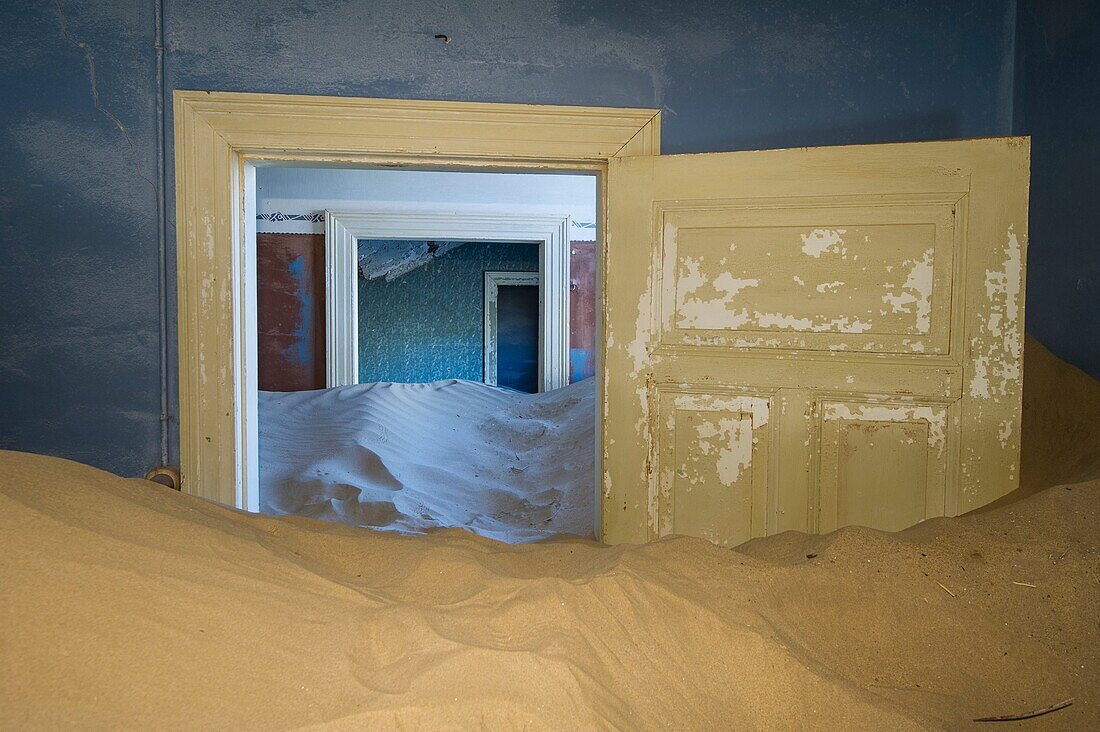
{"left": 660, "top": 196, "right": 959, "bottom": 354}
{"left": 815, "top": 398, "right": 952, "bottom": 533}
{"left": 603, "top": 138, "right": 1029, "bottom": 545}
{"left": 654, "top": 388, "right": 771, "bottom": 546}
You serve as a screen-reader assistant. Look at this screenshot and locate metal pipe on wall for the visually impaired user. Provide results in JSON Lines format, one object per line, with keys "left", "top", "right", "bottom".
{"left": 155, "top": 0, "right": 169, "bottom": 466}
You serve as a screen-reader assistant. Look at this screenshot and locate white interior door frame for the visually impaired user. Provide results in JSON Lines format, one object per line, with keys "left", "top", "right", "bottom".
{"left": 326, "top": 210, "right": 572, "bottom": 392}
{"left": 483, "top": 270, "right": 541, "bottom": 387}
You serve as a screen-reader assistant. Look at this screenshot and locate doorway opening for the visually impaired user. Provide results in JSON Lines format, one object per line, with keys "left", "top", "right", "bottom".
{"left": 360, "top": 244, "right": 540, "bottom": 390}
{"left": 173, "top": 91, "right": 661, "bottom": 541}
{"left": 484, "top": 269, "right": 540, "bottom": 392}
{"left": 253, "top": 166, "right": 600, "bottom": 541}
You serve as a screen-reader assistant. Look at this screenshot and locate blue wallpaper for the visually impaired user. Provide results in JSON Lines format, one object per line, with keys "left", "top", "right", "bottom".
{"left": 358, "top": 241, "right": 539, "bottom": 384}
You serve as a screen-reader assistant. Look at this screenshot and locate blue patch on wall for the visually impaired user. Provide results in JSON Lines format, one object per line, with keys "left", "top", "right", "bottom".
{"left": 570, "top": 348, "right": 595, "bottom": 383}
{"left": 285, "top": 254, "right": 313, "bottom": 369}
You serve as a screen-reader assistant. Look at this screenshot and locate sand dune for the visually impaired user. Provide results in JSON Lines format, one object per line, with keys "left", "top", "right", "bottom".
{"left": 1, "top": 451, "right": 1096, "bottom": 728}
{"left": 1020, "top": 337, "right": 1100, "bottom": 491}
{"left": 0, "top": 335, "right": 1098, "bottom": 728}
{"left": 260, "top": 377, "right": 595, "bottom": 541}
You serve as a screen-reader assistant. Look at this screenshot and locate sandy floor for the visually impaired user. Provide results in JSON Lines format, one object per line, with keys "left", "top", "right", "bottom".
{"left": 1, "top": 336, "right": 1097, "bottom": 729}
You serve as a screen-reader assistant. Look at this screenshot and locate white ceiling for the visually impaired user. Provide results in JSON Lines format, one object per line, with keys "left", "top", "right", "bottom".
{"left": 255, "top": 166, "right": 598, "bottom": 239}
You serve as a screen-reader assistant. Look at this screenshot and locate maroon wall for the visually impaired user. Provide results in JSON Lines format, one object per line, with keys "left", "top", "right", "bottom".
{"left": 569, "top": 240, "right": 597, "bottom": 382}
{"left": 256, "top": 233, "right": 326, "bottom": 392}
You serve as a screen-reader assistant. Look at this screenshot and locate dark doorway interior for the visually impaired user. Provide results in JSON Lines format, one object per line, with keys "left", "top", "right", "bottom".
{"left": 496, "top": 284, "right": 539, "bottom": 393}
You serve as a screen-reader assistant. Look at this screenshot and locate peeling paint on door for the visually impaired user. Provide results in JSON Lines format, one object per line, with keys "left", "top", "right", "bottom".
{"left": 801, "top": 228, "right": 847, "bottom": 257}
{"left": 969, "top": 226, "right": 1023, "bottom": 400}
{"left": 881, "top": 247, "right": 935, "bottom": 333}
{"left": 604, "top": 138, "right": 1029, "bottom": 546}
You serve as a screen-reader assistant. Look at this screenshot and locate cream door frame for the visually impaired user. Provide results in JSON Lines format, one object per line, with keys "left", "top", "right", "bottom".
{"left": 325, "top": 210, "right": 571, "bottom": 392}
{"left": 483, "top": 270, "right": 542, "bottom": 388}
{"left": 174, "top": 90, "right": 659, "bottom": 510}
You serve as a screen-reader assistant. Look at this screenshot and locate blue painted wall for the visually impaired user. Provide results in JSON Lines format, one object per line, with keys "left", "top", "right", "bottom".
{"left": 1014, "top": 0, "right": 1100, "bottom": 378}
{"left": 3, "top": 0, "right": 1094, "bottom": 478}
{"left": 1, "top": 0, "right": 162, "bottom": 472}
{"left": 358, "top": 242, "right": 538, "bottom": 384}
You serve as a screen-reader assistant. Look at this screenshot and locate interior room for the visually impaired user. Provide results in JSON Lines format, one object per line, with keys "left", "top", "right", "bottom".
{"left": 254, "top": 167, "right": 600, "bottom": 539}
{"left": 2, "top": 1, "right": 1099, "bottom": 728}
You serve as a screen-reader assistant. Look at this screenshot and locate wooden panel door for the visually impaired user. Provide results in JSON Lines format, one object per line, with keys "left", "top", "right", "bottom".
{"left": 603, "top": 138, "right": 1029, "bottom": 546}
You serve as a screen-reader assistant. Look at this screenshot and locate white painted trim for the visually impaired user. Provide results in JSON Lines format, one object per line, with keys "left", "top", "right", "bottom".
{"left": 483, "top": 270, "right": 540, "bottom": 388}
{"left": 324, "top": 212, "right": 359, "bottom": 389}
{"left": 241, "top": 161, "right": 260, "bottom": 513}
{"left": 325, "top": 210, "right": 572, "bottom": 392}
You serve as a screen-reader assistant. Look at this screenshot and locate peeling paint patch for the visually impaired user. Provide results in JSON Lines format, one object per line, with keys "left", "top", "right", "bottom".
{"left": 881, "top": 247, "right": 934, "bottom": 333}
{"left": 815, "top": 280, "right": 844, "bottom": 294}
{"left": 713, "top": 417, "right": 753, "bottom": 485}
{"left": 675, "top": 257, "right": 760, "bottom": 329}
{"left": 968, "top": 227, "right": 1023, "bottom": 400}
{"left": 713, "top": 272, "right": 761, "bottom": 298}
{"left": 628, "top": 288, "right": 653, "bottom": 379}
{"left": 672, "top": 393, "right": 770, "bottom": 428}
{"left": 754, "top": 312, "right": 873, "bottom": 333}
{"left": 800, "top": 228, "right": 847, "bottom": 257}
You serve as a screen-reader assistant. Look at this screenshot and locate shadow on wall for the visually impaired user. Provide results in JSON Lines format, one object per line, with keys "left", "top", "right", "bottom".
{"left": 1015, "top": 0, "right": 1100, "bottom": 380}
{"left": 678, "top": 110, "right": 961, "bottom": 156}
{"left": 978, "top": 334, "right": 1100, "bottom": 514}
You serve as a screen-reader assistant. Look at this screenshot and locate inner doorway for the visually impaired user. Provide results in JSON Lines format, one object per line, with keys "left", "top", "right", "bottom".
{"left": 484, "top": 270, "right": 540, "bottom": 392}
{"left": 356, "top": 241, "right": 540, "bottom": 390}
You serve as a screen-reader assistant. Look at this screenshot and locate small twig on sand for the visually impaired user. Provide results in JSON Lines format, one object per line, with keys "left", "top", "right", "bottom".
{"left": 1053, "top": 547, "right": 1070, "bottom": 565}
{"left": 936, "top": 581, "right": 956, "bottom": 597}
{"left": 974, "top": 697, "right": 1073, "bottom": 722}
{"left": 1012, "top": 581, "right": 1037, "bottom": 588}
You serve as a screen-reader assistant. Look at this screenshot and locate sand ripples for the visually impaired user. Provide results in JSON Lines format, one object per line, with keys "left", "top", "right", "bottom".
{"left": 259, "top": 379, "right": 596, "bottom": 541}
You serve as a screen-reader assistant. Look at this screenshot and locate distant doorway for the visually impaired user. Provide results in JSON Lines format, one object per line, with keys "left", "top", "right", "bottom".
{"left": 354, "top": 241, "right": 541, "bottom": 387}
{"left": 484, "top": 271, "right": 540, "bottom": 393}
{"left": 324, "top": 206, "right": 576, "bottom": 392}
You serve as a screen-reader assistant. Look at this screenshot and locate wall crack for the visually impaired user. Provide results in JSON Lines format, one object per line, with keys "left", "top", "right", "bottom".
{"left": 54, "top": 0, "right": 159, "bottom": 197}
